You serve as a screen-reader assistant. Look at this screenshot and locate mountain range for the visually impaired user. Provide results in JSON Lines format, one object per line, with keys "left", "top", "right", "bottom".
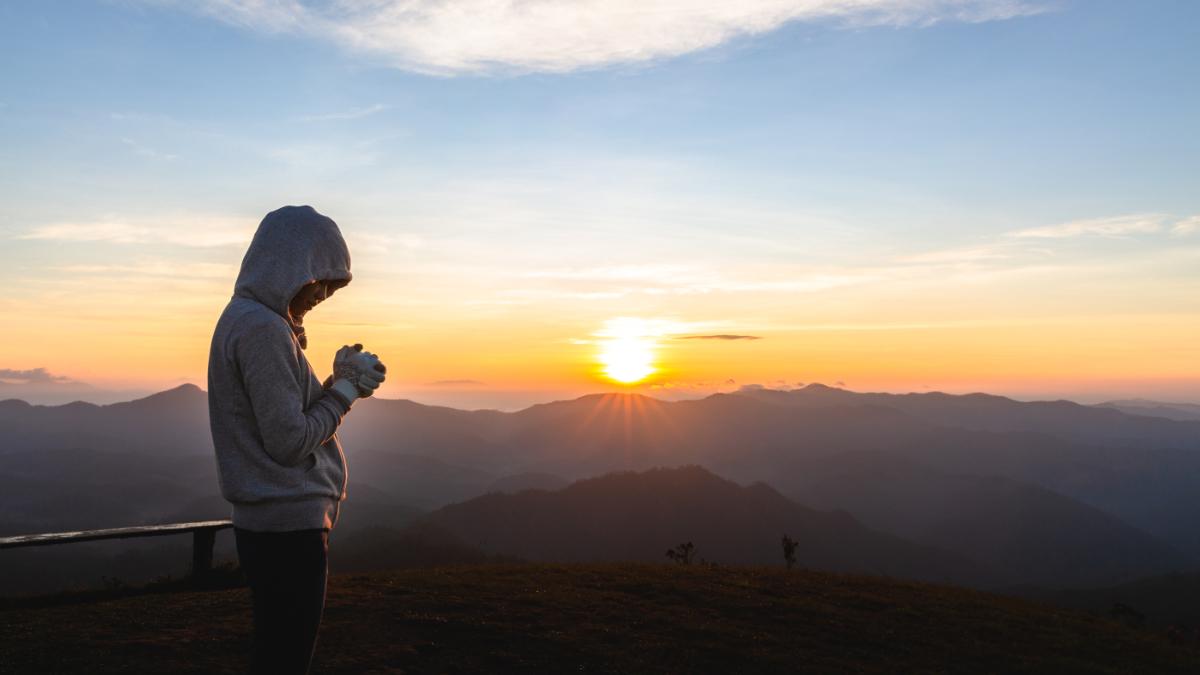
{"left": 1097, "top": 399, "right": 1200, "bottom": 422}
{"left": 385, "top": 466, "right": 985, "bottom": 585}
{"left": 1, "top": 382, "right": 1197, "bottom": 595}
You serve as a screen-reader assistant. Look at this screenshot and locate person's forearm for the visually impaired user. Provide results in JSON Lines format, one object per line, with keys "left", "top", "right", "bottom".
{"left": 264, "top": 394, "right": 349, "bottom": 467}
{"left": 324, "top": 382, "right": 354, "bottom": 410}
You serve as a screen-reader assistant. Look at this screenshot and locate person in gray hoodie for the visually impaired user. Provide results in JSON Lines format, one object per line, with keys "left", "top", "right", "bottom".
{"left": 208, "top": 205, "right": 386, "bottom": 674}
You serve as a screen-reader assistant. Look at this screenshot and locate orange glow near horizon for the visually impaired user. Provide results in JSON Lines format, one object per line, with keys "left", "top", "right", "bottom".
{"left": 3, "top": 305, "right": 1200, "bottom": 404}
{"left": 3, "top": 260, "right": 1200, "bottom": 407}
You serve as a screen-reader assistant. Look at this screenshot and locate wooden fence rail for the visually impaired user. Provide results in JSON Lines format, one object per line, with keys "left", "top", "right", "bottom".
{"left": 0, "top": 520, "right": 234, "bottom": 585}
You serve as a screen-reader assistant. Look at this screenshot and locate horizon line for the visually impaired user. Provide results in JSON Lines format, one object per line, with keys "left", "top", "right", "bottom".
{"left": 5, "top": 381, "right": 1183, "bottom": 413}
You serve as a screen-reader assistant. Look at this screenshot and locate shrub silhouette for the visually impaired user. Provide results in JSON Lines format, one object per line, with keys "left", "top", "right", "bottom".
{"left": 100, "top": 576, "right": 127, "bottom": 591}
{"left": 781, "top": 535, "right": 798, "bottom": 570}
{"left": 1110, "top": 602, "right": 1145, "bottom": 629}
{"left": 665, "top": 541, "right": 697, "bottom": 565}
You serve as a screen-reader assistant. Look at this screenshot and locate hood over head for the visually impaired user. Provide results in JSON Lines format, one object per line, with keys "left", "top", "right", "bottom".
{"left": 234, "top": 205, "right": 351, "bottom": 349}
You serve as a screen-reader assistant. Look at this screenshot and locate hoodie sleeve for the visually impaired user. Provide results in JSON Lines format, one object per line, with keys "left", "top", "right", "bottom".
{"left": 234, "top": 315, "right": 351, "bottom": 468}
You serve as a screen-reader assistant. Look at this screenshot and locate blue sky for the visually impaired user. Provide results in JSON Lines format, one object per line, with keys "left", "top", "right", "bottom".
{"left": 3, "top": 1, "right": 1195, "bottom": 226}
{"left": 1, "top": 0, "right": 1198, "bottom": 408}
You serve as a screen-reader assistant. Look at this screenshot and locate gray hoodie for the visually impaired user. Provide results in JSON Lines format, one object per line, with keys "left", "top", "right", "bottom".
{"left": 207, "top": 205, "right": 354, "bottom": 532}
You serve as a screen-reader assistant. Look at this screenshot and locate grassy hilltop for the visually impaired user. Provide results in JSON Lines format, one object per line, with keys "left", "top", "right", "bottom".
{"left": 2, "top": 563, "right": 1198, "bottom": 674}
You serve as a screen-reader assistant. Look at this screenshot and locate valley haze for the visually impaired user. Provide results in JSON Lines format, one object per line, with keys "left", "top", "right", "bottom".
{"left": 3, "top": 382, "right": 1197, "bottom": 602}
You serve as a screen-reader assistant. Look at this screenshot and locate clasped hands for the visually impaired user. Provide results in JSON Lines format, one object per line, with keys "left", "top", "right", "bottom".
{"left": 329, "top": 343, "right": 387, "bottom": 403}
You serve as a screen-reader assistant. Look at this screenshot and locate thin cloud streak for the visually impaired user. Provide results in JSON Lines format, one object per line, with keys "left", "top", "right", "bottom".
{"left": 168, "top": 0, "right": 1047, "bottom": 75}
{"left": 523, "top": 264, "right": 701, "bottom": 282}
{"left": 51, "top": 262, "right": 236, "bottom": 278}
{"left": 890, "top": 212, "right": 1200, "bottom": 272}
{"left": 18, "top": 216, "right": 255, "bottom": 248}
{"left": 898, "top": 245, "right": 1011, "bottom": 265}
{"left": 0, "top": 367, "right": 76, "bottom": 384}
{"left": 121, "top": 137, "right": 178, "bottom": 160}
{"left": 1007, "top": 214, "right": 1167, "bottom": 239}
{"left": 296, "top": 103, "right": 387, "bottom": 122}
{"left": 484, "top": 272, "right": 877, "bottom": 304}
{"left": 1172, "top": 216, "right": 1200, "bottom": 237}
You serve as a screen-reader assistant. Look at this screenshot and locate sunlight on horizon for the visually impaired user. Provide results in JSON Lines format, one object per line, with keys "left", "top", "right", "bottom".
{"left": 597, "top": 318, "right": 659, "bottom": 384}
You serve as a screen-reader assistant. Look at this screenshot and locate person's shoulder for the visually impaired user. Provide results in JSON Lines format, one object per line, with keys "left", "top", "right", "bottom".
{"left": 224, "top": 300, "right": 292, "bottom": 341}
{"left": 225, "top": 297, "right": 283, "bottom": 324}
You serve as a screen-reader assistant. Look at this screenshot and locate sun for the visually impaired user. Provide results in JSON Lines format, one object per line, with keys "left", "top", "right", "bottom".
{"left": 597, "top": 317, "right": 659, "bottom": 384}
{"left": 600, "top": 337, "right": 655, "bottom": 384}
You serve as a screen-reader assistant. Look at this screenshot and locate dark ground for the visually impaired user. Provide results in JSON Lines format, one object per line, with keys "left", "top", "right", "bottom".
{"left": 2, "top": 563, "right": 1198, "bottom": 674}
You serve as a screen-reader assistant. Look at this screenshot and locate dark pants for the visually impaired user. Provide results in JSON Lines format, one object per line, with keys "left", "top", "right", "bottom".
{"left": 234, "top": 527, "right": 330, "bottom": 675}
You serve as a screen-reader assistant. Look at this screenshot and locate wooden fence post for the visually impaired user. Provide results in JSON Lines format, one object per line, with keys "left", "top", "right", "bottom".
{"left": 192, "top": 528, "right": 216, "bottom": 585}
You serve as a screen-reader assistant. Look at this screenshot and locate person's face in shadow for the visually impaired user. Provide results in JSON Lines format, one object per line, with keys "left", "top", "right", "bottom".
{"left": 289, "top": 280, "right": 337, "bottom": 324}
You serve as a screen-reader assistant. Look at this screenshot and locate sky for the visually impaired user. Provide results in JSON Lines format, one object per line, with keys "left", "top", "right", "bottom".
{"left": 1, "top": 0, "right": 1198, "bottom": 409}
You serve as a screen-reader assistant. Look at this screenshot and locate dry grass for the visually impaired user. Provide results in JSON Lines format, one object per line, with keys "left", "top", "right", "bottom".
{"left": 2, "top": 563, "right": 1198, "bottom": 673}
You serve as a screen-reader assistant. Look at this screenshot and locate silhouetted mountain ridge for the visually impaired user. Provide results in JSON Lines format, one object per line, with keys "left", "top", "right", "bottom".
{"left": 736, "top": 383, "right": 1200, "bottom": 448}
{"left": 1096, "top": 399, "right": 1200, "bottom": 422}
{"left": 787, "top": 451, "right": 1190, "bottom": 587}
{"left": 4, "top": 383, "right": 1198, "bottom": 595}
{"left": 414, "top": 465, "right": 987, "bottom": 585}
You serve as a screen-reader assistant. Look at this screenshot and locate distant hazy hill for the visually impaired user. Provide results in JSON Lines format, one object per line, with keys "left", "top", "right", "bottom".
{"left": 0, "top": 385, "right": 219, "bottom": 536}
{"left": 483, "top": 471, "right": 569, "bottom": 494}
{"left": 1096, "top": 399, "right": 1200, "bottom": 422}
{"left": 4, "top": 564, "right": 1198, "bottom": 674}
{"left": 0, "top": 384, "right": 213, "bottom": 458}
{"left": 734, "top": 383, "right": 1200, "bottom": 448}
{"left": 344, "top": 387, "right": 1200, "bottom": 560}
{"left": 415, "top": 466, "right": 987, "bottom": 586}
{"left": 787, "top": 452, "right": 1190, "bottom": 587}
{"left": 3, "top": 383, "right": 1199, "bottom": 595}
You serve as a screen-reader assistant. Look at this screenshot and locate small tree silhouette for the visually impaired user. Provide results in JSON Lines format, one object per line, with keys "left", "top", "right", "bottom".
{"left": 781, "top": 534, "right": 798, "bottom": 570}
{"left": 1110, "top": 602, "right": 1145, "bottom": 629}
{"left": 665, "top": 541, "right": 697, "bottom": 565}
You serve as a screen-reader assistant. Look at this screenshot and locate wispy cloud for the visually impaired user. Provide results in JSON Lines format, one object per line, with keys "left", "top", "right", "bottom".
{"left": 121, "top": 137, "right": 179, "bottom": 160}
{"left": 345, "top": 230, "right": 424, "bottom": 256}
{"left": 264, "top": 141, "right": 379, "bottom": 172}
{"left": 110, "top": 111, "right": 177, "bottom": 123}
{"left": 677, "top": 334, "right": 762, "bottom": 340}
{"left": 592, "top": 317, "right": 718, "bottom": 340}
{"left": 1172, "top": 216, "right": 1200, "bottom": 237}
{"left": 0, "top": 367, "right": 76, "bottom": 384}
{"left": 514, "top": 263, "right": 878, "bottom": 299}
{"left": 717, "top": 274, "right": 880, "bottom": 293}
{"left": 897, "top": 245, "right": 1011, "bottom": 265}
{"left": 523, "top": 264, "right": 700, "bottom": 282}
{"left": 18, "top": 215, "right": 254, "bottom": 247}
{"left": 0, "top": 370, "right": 149, "bottom": 406}
{"left": 1007, "top": 214, "right": 1167, "bottom": 239}
{"left": 296, "top": 103, "right": 387, "bottom": 122}
{"left": 51, "top": 261, "right": 236, "bottom": 279}
{"left": 894, "top": 213, "right": 1200, "bottom": 276}
{"left": 168, "top": 0, "right": 1047, "bottom": 75}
